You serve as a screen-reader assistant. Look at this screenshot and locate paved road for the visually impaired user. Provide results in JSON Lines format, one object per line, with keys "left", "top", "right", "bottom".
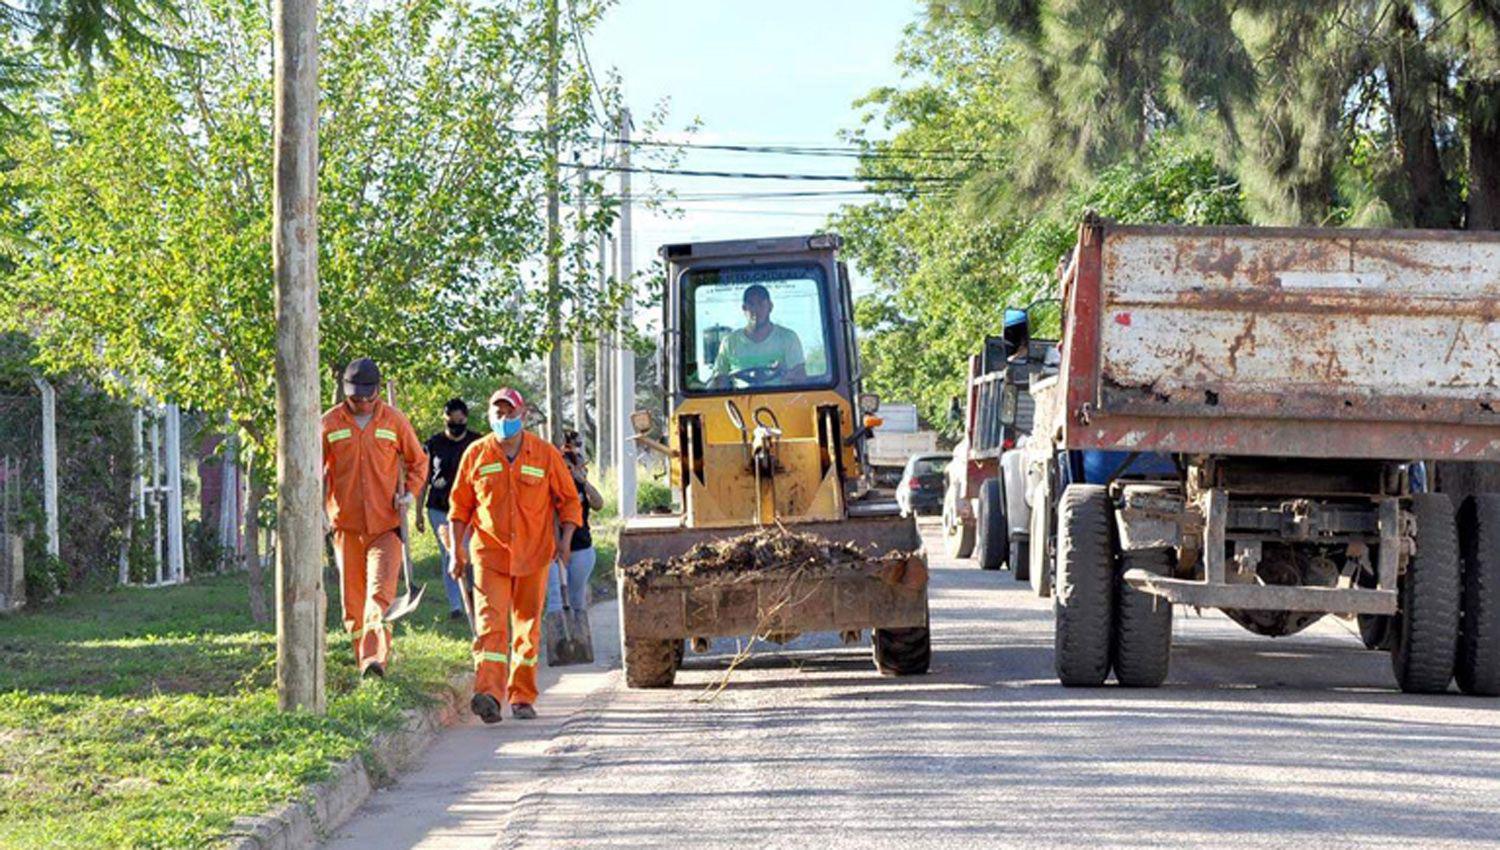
{"left": 325, "top": 520, "right": 1500, "bottom": 849}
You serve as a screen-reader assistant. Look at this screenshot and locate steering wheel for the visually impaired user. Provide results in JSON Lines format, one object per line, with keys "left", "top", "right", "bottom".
{"left": 728, "top": 364, "right": 785, "bottom": 387}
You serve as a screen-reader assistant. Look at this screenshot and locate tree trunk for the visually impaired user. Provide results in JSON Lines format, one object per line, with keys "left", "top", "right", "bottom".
{"left": 1468, "top": 80, "right": 1500, "bottom": 230}
{"left": 1387, "top": 5, "right": 1451, "bottom": 228}
{"left": 244, "top": 471, "right": 271, "bottom": 624}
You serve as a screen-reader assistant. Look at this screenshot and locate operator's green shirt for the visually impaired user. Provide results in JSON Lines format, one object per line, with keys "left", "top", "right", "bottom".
{"left": 712, "top": 322, "right": 805, "bottom": 379}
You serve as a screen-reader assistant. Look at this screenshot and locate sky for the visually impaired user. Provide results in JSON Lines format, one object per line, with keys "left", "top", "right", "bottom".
{"left": 588, "top": 0, "right": 924, "bottom": 295}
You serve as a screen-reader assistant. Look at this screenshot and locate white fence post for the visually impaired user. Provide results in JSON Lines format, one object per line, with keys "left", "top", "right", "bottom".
{"left": 165, "top": 403, "right": 185, "bottom": 584}
{"left": 32, "top": 378, "right": 59, "bottom": 563}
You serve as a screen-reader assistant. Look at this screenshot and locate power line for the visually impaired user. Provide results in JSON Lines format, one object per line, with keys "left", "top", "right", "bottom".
{"left": 568, "top": 161, "right": 958, "bottom": 183}
{"left": 611, "top": 136, "right": 1000, "bottom": 163}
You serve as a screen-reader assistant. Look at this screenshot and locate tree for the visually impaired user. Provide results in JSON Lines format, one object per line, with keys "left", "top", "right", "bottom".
{"left": 0, "top": 0, "right": 626, "bottom": 619}
{"left": 834, "top": 18, "right": 1244, "bottom": 432}
{"left": 943, "top": 0, "right": 1500, "bottom": 230}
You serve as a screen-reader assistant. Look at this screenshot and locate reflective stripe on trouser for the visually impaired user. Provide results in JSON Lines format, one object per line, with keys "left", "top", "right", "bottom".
{"left": 472, "top": 565, "right": 549, "bottom": 705}
{"left": 332, "top": 528, "right": 402, "bottom": 672}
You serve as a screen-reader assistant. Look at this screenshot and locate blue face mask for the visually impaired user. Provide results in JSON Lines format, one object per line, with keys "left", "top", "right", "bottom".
{"left": 489, "top": 413, "right": 523, "bottom": 439}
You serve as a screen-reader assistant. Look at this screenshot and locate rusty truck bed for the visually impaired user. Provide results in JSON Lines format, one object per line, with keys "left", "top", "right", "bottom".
{"left": 1052, "top": 222, "right": 1500, "bottom": 460}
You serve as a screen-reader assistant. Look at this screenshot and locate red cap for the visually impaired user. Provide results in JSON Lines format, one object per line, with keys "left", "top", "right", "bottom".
{"left": 488, "top": 387, "right": 525, "bottom": 411}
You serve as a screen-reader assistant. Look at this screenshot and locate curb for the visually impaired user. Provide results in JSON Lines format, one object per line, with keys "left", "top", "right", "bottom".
{"left": 224, "top": 670, "right": 475, "bottom": 850}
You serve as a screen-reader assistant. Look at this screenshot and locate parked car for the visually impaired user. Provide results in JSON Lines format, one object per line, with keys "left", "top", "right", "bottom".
{"left": 897, "top": 453, "right": 952, "bottom": 517}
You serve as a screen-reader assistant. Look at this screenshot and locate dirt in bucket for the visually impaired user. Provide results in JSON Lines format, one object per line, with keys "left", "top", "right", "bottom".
{"left": 619, "top": 526, "right": 873, "bottom": 590}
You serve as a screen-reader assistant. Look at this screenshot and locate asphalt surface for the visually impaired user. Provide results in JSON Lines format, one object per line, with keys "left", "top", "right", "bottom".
{"left": 324, "top": 519, "right": 1500, "bottom": 849}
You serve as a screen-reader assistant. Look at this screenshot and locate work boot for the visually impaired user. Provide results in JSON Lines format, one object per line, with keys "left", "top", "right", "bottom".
{"left": 511, "top": 703, "right": 537, "bottom": 720}
{"left": 470, "top": 693, "right": 503, "bottom": 725}
{"left": 361, "top": 662, "right": 385, "bottom": 679}
{"left": 448, "top": 609, "right": 466, "bottom": 621}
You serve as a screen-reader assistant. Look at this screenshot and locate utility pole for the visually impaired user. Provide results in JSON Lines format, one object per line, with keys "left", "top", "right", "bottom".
{"left": 573, "top": 163, "right": 588, "bottom": 440}
{"left": 543, "top": 0, "right": 564, "bottom": 444}
{"left": 272, "top": 0, "right": 326, "bottom": 713}
{"left": 594, "top": 232, "right": 610, "bottom": 468}
{"left": 614, "top": 109, "right": 637, "bottom": 519}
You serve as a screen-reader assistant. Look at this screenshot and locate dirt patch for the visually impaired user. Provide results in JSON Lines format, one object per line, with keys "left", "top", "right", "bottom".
{"left": 619, "top": 526, "right": 878, "bottom": 594}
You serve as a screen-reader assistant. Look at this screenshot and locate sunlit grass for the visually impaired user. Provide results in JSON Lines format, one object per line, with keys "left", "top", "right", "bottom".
{"left": 0, "top": 539, "right": 472, "bottom": 850}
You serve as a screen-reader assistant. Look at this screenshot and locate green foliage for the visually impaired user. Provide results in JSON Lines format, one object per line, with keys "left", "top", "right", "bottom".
{"left": 949, "top": 0, "right": 1500, "bottom": 229}
{"left": 636, "top": 477, "right": 672, "bottom": 514}
{"left": 835, "top": 16, "right": 1246, "bottom": 433}
{"left": 0, "top": 0, "right": 625, "bottom": 491}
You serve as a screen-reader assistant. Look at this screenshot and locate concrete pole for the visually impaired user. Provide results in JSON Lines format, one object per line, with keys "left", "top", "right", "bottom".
{"left": 272, "top": 0, "right": 326, "bottom": 713}
{"left": 594, "top": 232, "right": 610, "bottom": 466}
{"left": 165, "top": 404, "right": 185, "bottom": 584}
{"left": 543, "top": 0, "right": 564, "bottom": 444}
{"left": 573, "top": 164, "right": 588, "bottom": 442}
{"left": 614, "top": 109, "right": 637, "bottom": 519}
{"left": 32, "top": 378, "right": 58, "bottom": 562}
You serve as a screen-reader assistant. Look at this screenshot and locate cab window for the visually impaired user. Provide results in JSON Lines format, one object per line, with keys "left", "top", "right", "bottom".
{"left": 682, "top": 264, "right": 834, "bottom": 393}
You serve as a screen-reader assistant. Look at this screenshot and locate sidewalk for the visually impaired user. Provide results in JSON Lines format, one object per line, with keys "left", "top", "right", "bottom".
{"left": 319, "top": 600, "right": 621, "bottom": 850}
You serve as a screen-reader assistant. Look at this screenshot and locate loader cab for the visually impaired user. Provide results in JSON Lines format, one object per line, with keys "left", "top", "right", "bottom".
{"left": 664, "top": 234, "right": 857, "bottom": 403}
{"left": 658, "top": 234, "right": 871, "bottom": 529}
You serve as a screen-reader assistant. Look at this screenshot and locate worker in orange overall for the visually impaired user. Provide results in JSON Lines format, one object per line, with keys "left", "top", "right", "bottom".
{"left": 448, "top": 388, "right": 581, "bottom": 722}
{"left": 322, "top": 358, "right": 428, "bottom": 678}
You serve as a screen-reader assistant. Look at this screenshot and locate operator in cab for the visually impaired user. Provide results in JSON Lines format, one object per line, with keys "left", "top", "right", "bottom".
{"left": 710, "top": 284, "right": 807, "bottom": 388}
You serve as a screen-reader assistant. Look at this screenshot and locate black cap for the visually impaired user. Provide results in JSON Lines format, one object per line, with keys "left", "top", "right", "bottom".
{"left": 342, "top": 358, "right": 381, "bottom": 397}
{"left": 444, "top": 397, "right": 468, "bottom": 415}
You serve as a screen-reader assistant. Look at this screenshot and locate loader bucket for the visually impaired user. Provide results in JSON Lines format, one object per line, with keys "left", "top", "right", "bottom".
{"left": 617, "top": 510, "right": 921, "bottom": 567}
{"left": 616, "top": 510, "right": 928, "bottom": 644}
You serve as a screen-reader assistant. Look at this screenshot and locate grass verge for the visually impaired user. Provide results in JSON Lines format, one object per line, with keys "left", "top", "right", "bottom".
{"left": 0, "top": 531, "right": 472, "bottom": 850}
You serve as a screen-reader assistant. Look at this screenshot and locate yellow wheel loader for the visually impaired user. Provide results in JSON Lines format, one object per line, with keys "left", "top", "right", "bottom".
{"left": 617, "top": 234, "right": 930, "bottom": 688}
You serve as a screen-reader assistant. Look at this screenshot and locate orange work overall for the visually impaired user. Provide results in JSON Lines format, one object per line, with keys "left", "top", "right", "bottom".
{"left": 322, "top": 400, "right": 428, "bottom": 674}
{"left": 448, "top": 431, "right": 581, "bottom": 705}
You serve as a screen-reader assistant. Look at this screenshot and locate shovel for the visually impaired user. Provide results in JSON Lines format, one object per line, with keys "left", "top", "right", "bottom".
{"left": 545, "top": 556, "right": 594, "bottom": 666}
{"left": 384, "top": 485, "right": 426, "bottom": 623}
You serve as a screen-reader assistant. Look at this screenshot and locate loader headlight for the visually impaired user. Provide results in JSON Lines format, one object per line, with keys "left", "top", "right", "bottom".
{"left": 857, "top": 393, "right": 881, "bottom": 415}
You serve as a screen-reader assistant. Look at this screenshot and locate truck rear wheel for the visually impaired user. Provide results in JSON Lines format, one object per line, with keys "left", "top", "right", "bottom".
{"left": 1054, "top": 484, "right": 1115, "bottom": 687}
{"left": 1457, "top": 495, "right": 1500, "bottom": 696}
{"left": 976, "top": 478, "right": 1007, "bottom": 571}
{"left": 943, "top": 500, "right": 975, "bottom": 560}
{"left": 1391, "top": 493, "right": 1460, "bottom": 694}
{"left": 873, "top": 613, "right": 931, "bottom": 676}
{"left": 623, "top": 638, "right": 678, "bottom": 688}
{"left": 1029, "top": 470, "right": 1054, "bottom": 598}
{"left": 1011, "top": 539, "right": 1031, "bottom": 583}
{"left": 1113, "top": 548, "right": 1173, "bottom": 687}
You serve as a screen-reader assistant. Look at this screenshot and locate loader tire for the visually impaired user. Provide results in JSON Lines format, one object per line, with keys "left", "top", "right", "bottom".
{"left": 1113, "top": 548, "right": 1173, "bottom": 688}
{"left": 1391, "top": 493, "right": 1460, "bottom": 694}
{"left": 873, "top": 610, "right": 931, "bottom": 676}
{"left": 1054, "top": 485, "right": 1115, "bottom": 687}
{"left": 1457, "top": 495, "right": 1500, "bottom": 696}
{"left": 976, "top": 478, "right": 1007, "bottom": 571}
{"left": 623, "top": 638, "right": 678, "bottom": 688}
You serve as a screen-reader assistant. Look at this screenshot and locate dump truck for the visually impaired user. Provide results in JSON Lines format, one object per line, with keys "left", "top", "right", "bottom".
{"left": 615, "top": 234, "right": 930, "bottom": 688}
{"left": 1021, "top": 216, "right": 1500, "bottom": 695}
{"left": 942, "top": 310, "right": 1057, "bottom": 573}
